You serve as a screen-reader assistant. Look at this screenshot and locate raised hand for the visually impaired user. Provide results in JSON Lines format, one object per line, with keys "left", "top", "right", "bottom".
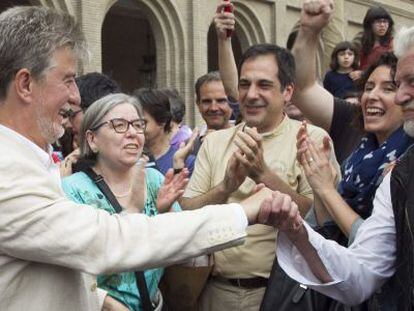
{"left": 214, "top": 1, "right": 235, "bottom": 40}
{"left": 349, "top": 70, "right": 362, "bottom": 81}
{"left": 157, "top": 168, "right": 190, "bottom": 213}
{"left": 301, "top": 0, "right": 333, "bottom": 34}
{"left": 59, "top": 148, "right": 80, "bottom": 177}
{"left": 173, "top": 128, "right": 199, "bottom": 169}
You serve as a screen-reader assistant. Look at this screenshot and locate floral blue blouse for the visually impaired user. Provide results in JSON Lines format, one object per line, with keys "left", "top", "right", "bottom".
{"left": 62, "top": 168, "right": 180, "bottom": 310}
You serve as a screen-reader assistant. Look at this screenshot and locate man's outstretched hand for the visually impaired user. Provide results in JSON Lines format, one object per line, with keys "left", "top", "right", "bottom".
{"left": 241, "top": 188, "right": 303, "bottom": 233}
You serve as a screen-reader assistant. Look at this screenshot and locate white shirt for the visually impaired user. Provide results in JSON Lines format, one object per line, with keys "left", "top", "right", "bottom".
{"left": 277, "top": 173, "right": 396, "bottom": 305}
{"left": 0, "top": 124, "right": 61, "bottom": 182}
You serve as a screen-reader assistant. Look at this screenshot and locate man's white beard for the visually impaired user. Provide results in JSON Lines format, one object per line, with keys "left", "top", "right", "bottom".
{"left": 404, "top": 120, "right": 414, "bottom": 138}
{"left": 35, "top": 99, "right": 64, "bottom": 144}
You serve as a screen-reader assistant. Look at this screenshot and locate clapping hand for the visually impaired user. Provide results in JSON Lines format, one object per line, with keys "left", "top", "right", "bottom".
{"left": 173, "top": 128, "right": 199, "bottom": 170}
{"left": 296, "top": 122, "right": 337, "bottom": 194}
{"left": 157, "top": 168, "right": 189, "bottom": 213}
{"left": 222, "top": 149, "right": 248, "bottom": 194}
{"left": 233, "top": 126, "right": 268, "bottom": 182}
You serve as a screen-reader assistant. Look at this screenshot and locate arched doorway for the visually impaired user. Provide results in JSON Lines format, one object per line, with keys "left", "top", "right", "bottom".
{"left": 102, "top": 0, "right": 156, "bottom": 93}
{"left": 207, "top": 24, "right": 243, "bottom": 72}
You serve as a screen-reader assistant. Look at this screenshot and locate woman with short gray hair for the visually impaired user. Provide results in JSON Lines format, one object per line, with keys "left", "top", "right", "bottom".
{"left": 62, "top": 93, "right": 189, "bottom": 310}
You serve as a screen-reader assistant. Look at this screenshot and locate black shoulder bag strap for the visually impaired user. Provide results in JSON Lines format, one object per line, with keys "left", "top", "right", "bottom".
{"left": 84, "top": 167, "right": 154, "bottom": 311}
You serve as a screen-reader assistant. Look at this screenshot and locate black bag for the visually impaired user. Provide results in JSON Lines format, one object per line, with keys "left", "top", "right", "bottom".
{"left": 260, "top": 257, "right": 362, "bottom": 311}
{"left": 260, "top": 223, "right": 367, "bottom": 311}
{"left": 84, "top": 167, "right": 154, "bottom": 311}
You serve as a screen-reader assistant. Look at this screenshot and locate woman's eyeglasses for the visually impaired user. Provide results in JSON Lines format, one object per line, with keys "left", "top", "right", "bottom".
{"left": 91, "top": 118, "right": 147, "bottom": 134}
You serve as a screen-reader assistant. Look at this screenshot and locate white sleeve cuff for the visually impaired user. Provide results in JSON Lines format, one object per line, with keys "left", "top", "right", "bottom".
{"left": 277, "top": 222, "right": 342, "bottom": 287}
{"left": 231, "top": 203, "right": 248, "bottom": 232}
{"left": 96, "top": 288, "right": 108, "bottom": 310}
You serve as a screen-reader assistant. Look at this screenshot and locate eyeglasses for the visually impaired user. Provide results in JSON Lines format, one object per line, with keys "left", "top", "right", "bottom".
{"left": 374, "top": 18, "right": 389, "bottom": 25}
{"left": 59, "top": 108, "right": 83, "bottom": 120}
{"left": 91, "top": 118, "right": 147, "bottom": 134}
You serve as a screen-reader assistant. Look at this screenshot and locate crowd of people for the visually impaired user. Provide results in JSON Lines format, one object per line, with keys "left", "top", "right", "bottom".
{"left": 0, "top": 0, "right": 414, "bottom": 310}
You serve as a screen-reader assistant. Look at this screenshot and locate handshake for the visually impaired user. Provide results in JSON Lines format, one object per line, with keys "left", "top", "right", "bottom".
{"left": 241, "top": 188, "right": 303, "bottom": 233}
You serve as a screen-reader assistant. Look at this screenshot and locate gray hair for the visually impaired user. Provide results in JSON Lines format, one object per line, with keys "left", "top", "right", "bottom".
{"left": 0, "top": 6, "right": 88, "bottom": 100}
{"left": 79, "top": 93, "right": 143, "bottom": 162}
{"left": 394, "top": 26, "right": 414, "bottom": 58}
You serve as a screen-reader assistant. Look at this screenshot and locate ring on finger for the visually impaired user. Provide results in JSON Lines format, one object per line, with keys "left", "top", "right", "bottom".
{"left": 308, "top": 157, "right": 314, "bottom": 163}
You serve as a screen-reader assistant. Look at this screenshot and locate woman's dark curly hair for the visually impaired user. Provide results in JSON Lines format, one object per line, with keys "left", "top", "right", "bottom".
{"left": 353, "top": 52, "right": 398, "bottom": 130}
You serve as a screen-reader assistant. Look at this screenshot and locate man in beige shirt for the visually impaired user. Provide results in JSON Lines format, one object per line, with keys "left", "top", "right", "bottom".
{"left": 181, "top": 43, "right": 337, "bottom": 310}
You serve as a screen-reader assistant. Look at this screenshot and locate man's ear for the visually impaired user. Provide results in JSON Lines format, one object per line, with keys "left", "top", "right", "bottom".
{"left": 14, "top": 68, "right": 35, "bottom": 103}
{"left": 282, "top": 84, "right": 294, "bottom": 103}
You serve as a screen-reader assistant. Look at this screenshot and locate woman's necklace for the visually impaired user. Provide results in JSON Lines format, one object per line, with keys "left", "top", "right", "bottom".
{"left": 95, "top": 166, "right": 132, "bottom": 199}
{"left": 113, "top": 185, "right": 132, "bottom": 198}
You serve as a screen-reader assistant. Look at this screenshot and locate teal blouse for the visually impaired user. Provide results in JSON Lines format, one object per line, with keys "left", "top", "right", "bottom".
{"left": 62, "top": 168, "right": 180, "bottom": 311}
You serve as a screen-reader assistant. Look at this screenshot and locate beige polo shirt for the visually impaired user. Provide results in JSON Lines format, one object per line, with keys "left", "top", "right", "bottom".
{"left": 184, "top": 117, "right": 336, "bottom": 278}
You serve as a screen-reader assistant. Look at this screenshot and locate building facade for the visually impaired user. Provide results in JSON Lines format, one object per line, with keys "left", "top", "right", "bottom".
{"left": 1, "top": 0, "right": 414, "bottom": 126}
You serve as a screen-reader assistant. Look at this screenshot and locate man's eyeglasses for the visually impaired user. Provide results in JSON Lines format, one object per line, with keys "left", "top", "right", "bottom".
{"left": 59, "top": 108, "right": 83, "bottom": 120}
{"left": 91, "top": 118, "right": 147, "bottom": 134}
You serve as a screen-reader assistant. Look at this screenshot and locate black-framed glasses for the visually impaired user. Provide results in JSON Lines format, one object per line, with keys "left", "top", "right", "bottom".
{"left": 59, "top": 108, "right": 83, "bottom": 120}
{"left": 91, "top": 118, "right": 146, "bottom": 134}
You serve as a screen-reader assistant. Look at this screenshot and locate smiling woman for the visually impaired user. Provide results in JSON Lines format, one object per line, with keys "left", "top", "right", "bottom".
{"left": 297, "top": 53, "right": 413, "bottom": 230}
{"left": 61, "top": 93, "right": 189, "bottom": 310}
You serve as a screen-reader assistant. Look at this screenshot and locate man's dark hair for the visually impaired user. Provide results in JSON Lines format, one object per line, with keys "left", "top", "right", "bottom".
{"left": 159, "top": 88, "right": 186, "bottom": 123}
{"left": 133, "top": 88, "right": 172, "bottom": 133}
{"left": 194, "top": 71, "right": 222, "bottom": 102}
{"left": 76, "top": 72, "right": 121, "bottom": 111}
{"left": 238, "top": 43, "right": 295, "bottom": 90}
